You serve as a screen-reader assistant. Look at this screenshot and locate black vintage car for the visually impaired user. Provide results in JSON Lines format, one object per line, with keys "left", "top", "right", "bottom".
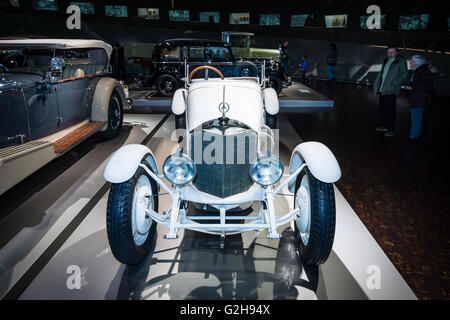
{"left": 135, "top": 38, "right": 291, "bottom": 96}
{"left": 0, "top": 39, "right": 128, "bottom": 195}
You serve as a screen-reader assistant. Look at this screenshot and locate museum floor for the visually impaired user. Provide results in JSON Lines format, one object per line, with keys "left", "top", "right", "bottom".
{"left": 287, "top": 81, "right": 450, "bottom": 300}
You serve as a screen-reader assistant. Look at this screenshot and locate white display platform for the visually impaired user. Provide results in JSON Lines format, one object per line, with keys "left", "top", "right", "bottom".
{"left": 0, "top": 115, "right": 416, "bottom": 300}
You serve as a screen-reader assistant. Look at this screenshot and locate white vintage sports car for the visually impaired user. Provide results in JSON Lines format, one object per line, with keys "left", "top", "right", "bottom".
{"left": 104, "top": 62, "right": 341, "bottom": 267}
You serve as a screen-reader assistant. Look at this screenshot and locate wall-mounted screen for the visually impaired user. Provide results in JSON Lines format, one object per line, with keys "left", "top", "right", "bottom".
{"left": 229, "top": 13, "right": 250, "bottom": 25}
{"left": 9, "top": 0, "right": 20, "bottom": 7}
{"left": 105, "top": 5, "right": 127, "bottom": 17}
{"left": 169, "top": 10, "right": 189, "bottom": 22}
{"left": 324, "top": 14, "right": 348, "bottom": 28}
{"left": 398, "top": 14, "right": 429, "bottom": 30}
{"left": 260, "top": 14, "right": 280, "bottom": 26}
{"left": 291, "top": 14, "right": 309, "bottom": 27}
{"left": 138, "top": 8, "right": 159, "bottom": 20}
{"left": 199, "top": 11, "right": 219, "bottom": 23}
{"left": 70, "top": 2, "right": 94, "bottom": 15}
{"left": 360, "top": 14, "right": 386, "bottom": 29}
{"left": 33, "top": 0, "right": 58, "bottom": 11}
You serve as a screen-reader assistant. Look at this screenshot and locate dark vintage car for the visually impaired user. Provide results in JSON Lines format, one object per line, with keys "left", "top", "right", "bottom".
{"left": 134, "top": 38, "right": 291, "bottom": 96}
{"left": 0, "top": 39, "right": 129, "bottom": 195}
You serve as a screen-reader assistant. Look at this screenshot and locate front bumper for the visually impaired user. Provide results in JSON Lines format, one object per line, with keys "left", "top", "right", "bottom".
{"left": 139, "top": 162, "right": 307, "bottom": 239}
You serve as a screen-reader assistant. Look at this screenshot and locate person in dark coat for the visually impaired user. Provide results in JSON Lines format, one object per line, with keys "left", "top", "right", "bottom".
{"left": 403, "top": 55, "right": 434, "bottom": 142}
{"left": 279, "top": 40, "right": 289, "bottom": 73}
{"left": 373, "top": 46, "right": 408, "bottom": 137}
{"left": 326, "top": 43, "right": 337, "bottom": 85}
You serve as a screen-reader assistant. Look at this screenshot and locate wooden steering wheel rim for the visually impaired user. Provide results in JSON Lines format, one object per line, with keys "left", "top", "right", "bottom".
{"left": 188, "top": 65, "right": 224, "bottom": 81}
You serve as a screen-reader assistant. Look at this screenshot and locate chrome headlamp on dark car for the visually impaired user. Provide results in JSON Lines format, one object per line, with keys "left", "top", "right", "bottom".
{"left": 249, "top": 153, "right": 283, "bottom": 187}
{"left": 163, "top": 152, "right": 196, "bottom": 186}
{"left": 268, "top": 59, "right": 279, "bottom": 72}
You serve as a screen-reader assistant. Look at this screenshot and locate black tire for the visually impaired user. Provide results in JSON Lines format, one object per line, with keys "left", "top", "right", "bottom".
{"left": 175, "top": 112, "right": 186, "bottom": 130}
{"left": 107, "top": 160, "right": 159, "bottom": 265}
{"left": 294, "top": 167, "right": 335, "bottom": 266}
{"left": 267, "top": 76, "right": 282, "bottom": 95}
{"left": 266, "top": 114, "right": 277, "bottom": 129}
{"left": 156, "top": 74, "right": 179, "bottom": 97}
{"left": 100, "top": 90, "right": 123, "bottom": 139}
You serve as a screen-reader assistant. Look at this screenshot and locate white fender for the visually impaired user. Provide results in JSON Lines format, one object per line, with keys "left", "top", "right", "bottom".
{"left": 288, "top": 141, "right": 341, "bottom": 192}
{"left": 263, "top": 88, "right": 280, "bottom": 115}
{"left": 263, "top": 87, "right": 279, "bottom": 115}
{"left": 91, "top": 77, "right": 126, "bottom": 131}
{"left": 172, "top": 88, "right": 188, "bottom": 115}
{"left": 104, "top": 144, "right": 158, "bottom": 184}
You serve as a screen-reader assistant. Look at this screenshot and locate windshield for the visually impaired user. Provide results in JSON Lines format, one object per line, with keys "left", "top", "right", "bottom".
{"left": 0, "top": 48, "right": 52, "bottom": 75}
{"left": 229, "top": 35, "right": 251, "bottom": 48}
{"left": 0, "top": 47, "right": 108, "bottom": 75}
{"left": 185, "top": 61, "right": 266, "bottom": 85}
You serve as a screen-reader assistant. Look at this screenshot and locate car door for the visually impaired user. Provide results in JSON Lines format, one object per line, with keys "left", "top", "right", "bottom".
{"left": 24, "top": 79, "right": 60, "bottom": 141}
{"left": 55, "top": 72, "right": 91, "bottom": 129}
{"left": 0, "top": 89, "right": 30, "bottom": 149}
{"left": 55, "top": 50, "right": 93, "bottom": 129}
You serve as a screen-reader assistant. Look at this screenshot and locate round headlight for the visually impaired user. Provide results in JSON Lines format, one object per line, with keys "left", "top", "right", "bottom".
{"left": 249, "top": 154, "right": 283, "bottom": 187}
{"left": 163, "top": 153, "right": 196, "bottom": 186}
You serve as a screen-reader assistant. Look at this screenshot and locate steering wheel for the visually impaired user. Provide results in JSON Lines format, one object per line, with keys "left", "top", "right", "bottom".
{"left": 188, "top": 65, "right": 224, "bottom": 82}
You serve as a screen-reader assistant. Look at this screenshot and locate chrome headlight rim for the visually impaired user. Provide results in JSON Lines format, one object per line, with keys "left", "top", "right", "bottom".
{"left": 162, "top": 152, "right": 197, "bottom": 186}
{"left": 249, "top": 154, "right": 284, "bottom": 187}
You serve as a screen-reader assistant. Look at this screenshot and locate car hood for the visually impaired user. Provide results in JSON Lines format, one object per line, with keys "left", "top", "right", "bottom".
{"left": 0, "top": 73, "right": 42, "bottom": 92}
{"left": 187, "top": 80, "right": 263, "bottom": 132}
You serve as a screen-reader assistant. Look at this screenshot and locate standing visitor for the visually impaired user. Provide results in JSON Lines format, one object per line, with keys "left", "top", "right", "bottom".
{"left": 326, "top": 43, "right": 337, "bottom": 85}
{"left": 299, "top": 54, "right": 310, "bottom": 85}
{"left": 373, "top": 46, "right": 408, "bottom": 138}
{"left": 403, "top": 55, "right": 434, "bottom": 142}
{"left": 280, "top": 40, "right": 289, "bottom": 73}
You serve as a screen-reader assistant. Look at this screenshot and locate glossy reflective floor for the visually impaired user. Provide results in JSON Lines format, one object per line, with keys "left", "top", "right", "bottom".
{"left": 288, "top": 80, "right": 450, "bottom": 300}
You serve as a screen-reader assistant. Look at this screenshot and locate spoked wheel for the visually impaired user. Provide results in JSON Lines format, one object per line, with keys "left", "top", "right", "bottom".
{"left": 156, "top": 74, "right": 179, "bottom": 97}
{"left": 107, "top": 160, "right": 158, "bottom": 265}
{"left": 100, "top": 91, "right": 123, "bottom": 139}
{"left": 294, "top": 167, "right": 336, "bottom": 266}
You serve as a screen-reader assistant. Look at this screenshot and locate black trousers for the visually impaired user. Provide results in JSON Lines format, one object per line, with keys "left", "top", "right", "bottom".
{"left": 378, "top": 94, "right": 397, "bottom": 132}
{"left": 300, "top": 71, "right": 310, "bottom": 85}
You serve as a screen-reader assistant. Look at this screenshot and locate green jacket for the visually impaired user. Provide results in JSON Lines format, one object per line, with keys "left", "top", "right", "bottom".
{"left": 373, "top": 55, "right": 408, "bottom": 96}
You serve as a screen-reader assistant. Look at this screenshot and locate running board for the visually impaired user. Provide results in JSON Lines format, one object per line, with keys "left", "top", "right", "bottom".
{"left": 0, "top": 140, "right": 53, "bottom": 164}
{"left": 53, "top": 121, "right": 106, "bottom": 156}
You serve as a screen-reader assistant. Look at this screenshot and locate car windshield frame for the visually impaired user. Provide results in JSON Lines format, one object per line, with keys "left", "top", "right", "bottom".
{"left": 0, "top": 46, "right": 109, "bottom": 76}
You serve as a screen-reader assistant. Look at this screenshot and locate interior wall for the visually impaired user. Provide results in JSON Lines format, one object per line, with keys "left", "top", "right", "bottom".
{"left": 1, "top": 11, "right": 448, "bottom": 95}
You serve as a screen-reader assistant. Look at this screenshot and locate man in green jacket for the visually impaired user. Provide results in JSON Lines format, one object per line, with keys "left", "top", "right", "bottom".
{"left": 373, "top": 46, "right": 408, "bottom": 137}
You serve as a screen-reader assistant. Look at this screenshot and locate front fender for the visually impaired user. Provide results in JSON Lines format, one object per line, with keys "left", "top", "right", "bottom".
{"left": 288, "top": 141, "right": 341, "bottom": 192}
{"left": 104, "top": 144, "right": 159, "bottom": 184}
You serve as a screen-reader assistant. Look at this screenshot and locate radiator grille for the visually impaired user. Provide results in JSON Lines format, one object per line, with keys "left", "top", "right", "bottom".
{"left": 190, "top": 120, "right": 257, "bottom": 198}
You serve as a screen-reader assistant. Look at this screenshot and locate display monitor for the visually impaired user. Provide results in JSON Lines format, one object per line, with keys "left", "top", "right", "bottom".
{"left": 260, "top": 14, "right": 280, "bottom": 26}
{"left": 448, "top": 16, "right": 450, "bottom": 31}
{"left": 8, "top": 0, "right": 20, "bottom": 7}
{"left": 33, "top": 0, "right": 58, "bottom": 11}
{"left": 138, "top": 8, "right": 159, "bottom": 20}
{"left": 324, "top": 14, "right": 348, "bottom": 28}
{"left": 398, "top": 14, "right": 430, "bottom": 30}
{"left": 169, "top": 10, "right": 189, "bottom": 22}
{"left": 105, "top": 5, "right": 127, "bottom": 17}
{"left": 291, "top": 14, "right": 309, "bottom": 27}
{"left": 229, "top": 13, "right": 250, "bottom": 25}
{"left": 70, "top": 2, "right": 94, "bottom": 15}
{"left": 199, "top": 11, "right": 219, "bottom": 23}
{"left": 360, "top": 14, "right": 386, "bottom": 29}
